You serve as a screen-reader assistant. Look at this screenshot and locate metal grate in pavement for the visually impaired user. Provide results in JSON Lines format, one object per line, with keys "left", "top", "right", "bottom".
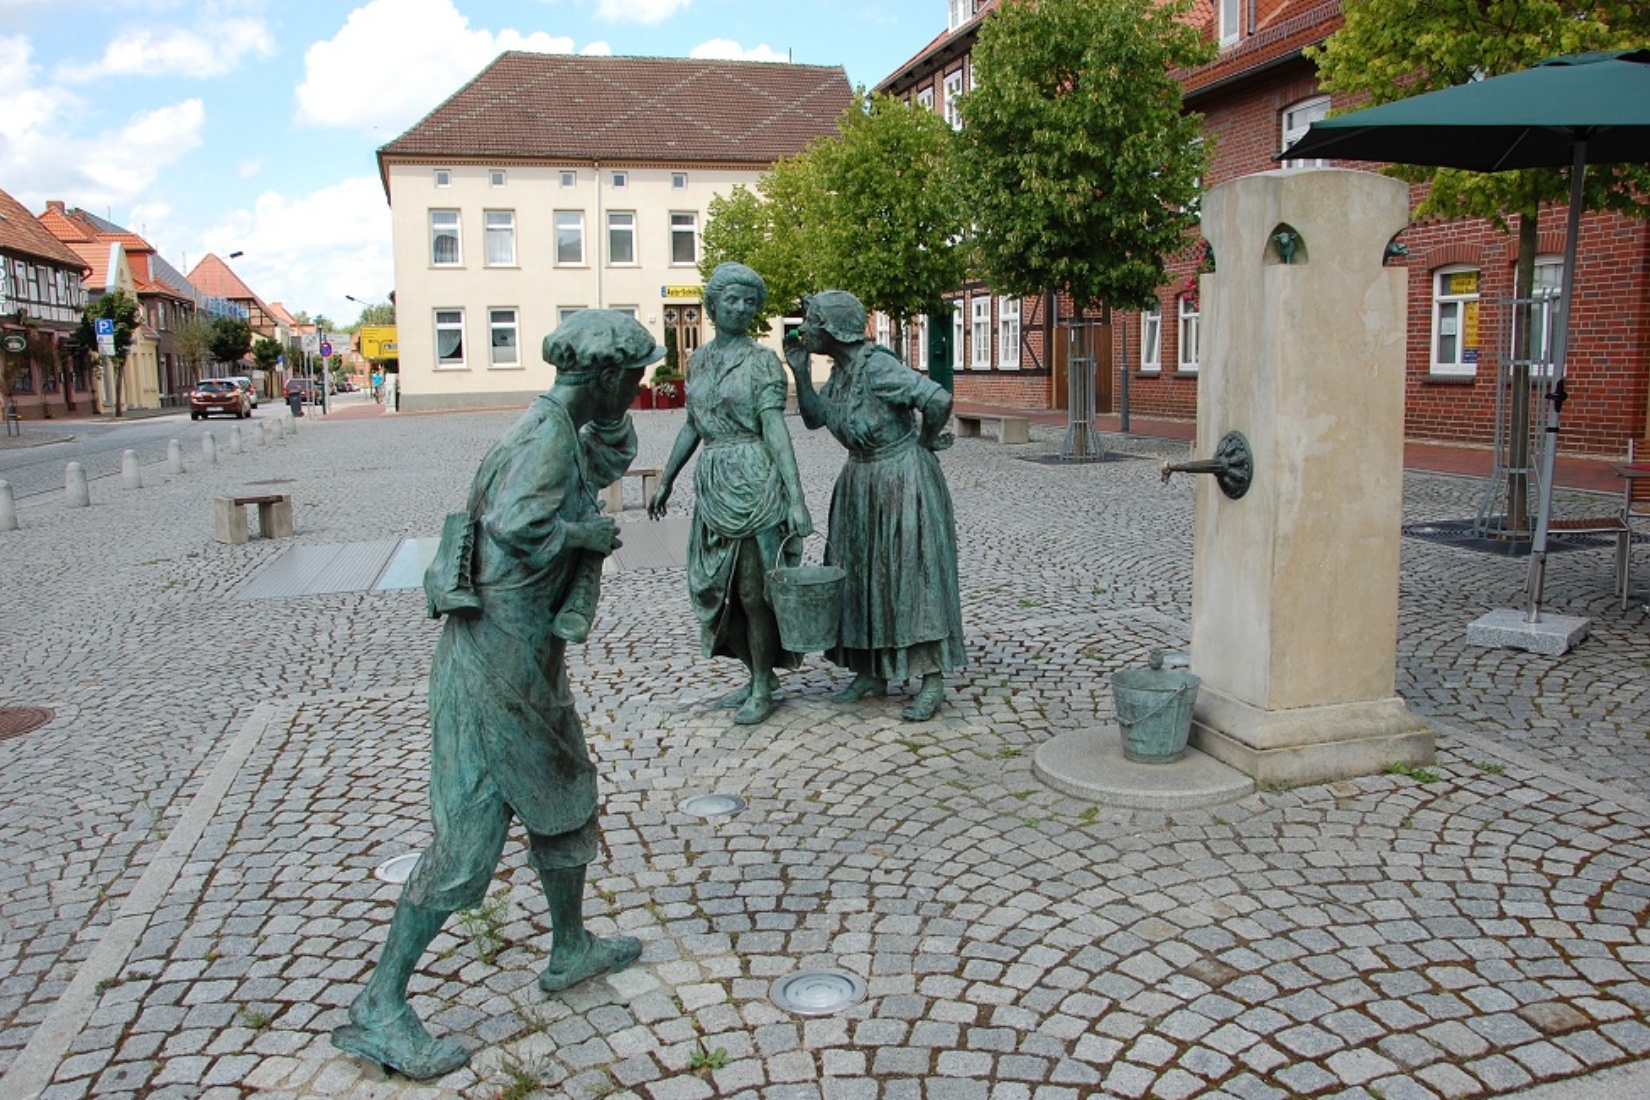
{"left": 1401, "top": 518, "right": 1618, "bottom": 557}
{"left": 238, "top": 541, "right": 401, "bottom": 599}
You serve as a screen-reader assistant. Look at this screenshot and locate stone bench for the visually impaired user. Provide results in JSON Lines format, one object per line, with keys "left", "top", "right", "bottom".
{"left": 954, "top": 414, "right": 1031, "bottom": 444}
{"left": 213, "top": 493, "right": 294, "bottom": 544}
{"left": 600, "top": 467, "right": 662, "bottom": 514}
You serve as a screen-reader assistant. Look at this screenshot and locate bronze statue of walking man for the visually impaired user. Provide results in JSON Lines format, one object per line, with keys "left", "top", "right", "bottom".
{"left": 332, "top": 310, "right": 660, "bottom": 1079}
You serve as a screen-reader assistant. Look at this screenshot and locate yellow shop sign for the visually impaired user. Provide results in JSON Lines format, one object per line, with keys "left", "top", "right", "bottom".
{"left": 661, "top": 285, "right": 701, "bottom": 300}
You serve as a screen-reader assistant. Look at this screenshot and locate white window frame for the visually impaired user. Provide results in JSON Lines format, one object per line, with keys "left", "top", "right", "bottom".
{"left": 611, "top": 170, "right": 628, "bottom": 189}
{"left": 997, "top": 296, "right": 1020, "bottom": 371}
{"left": 607, "top": 211, "right": 637, "bottom": 266}
{"left": 1178, "top": 294, "right": 1200, "bottom": 373}
{"left": 484, "top": 210, "right": 516, "bottom": 267}
{"left": 558, "top": 306, "right": 585, "bottom": 324}
{"left": 970, "top": 294, "right": 991, "bottom": 369}
{"left": 1281, "top": 96, "right": 1331, "bottom": 169}
{"left": 1219, "top": 0, "right": 1241, "bottom": 44}
{"left": 429, "top": 209, "right": 461, "bottom": 267}
{"left": 610, "top": 305, "right": 638, "bottom": 319}
{"left": 1523, "top": 256, "right": 1564, "bottom": 370}
{"left": 433, "top": 168, "right": 451, "bottom": 188}
{"left": 948, "top": 0, "right": 970, "bottom": 31}
{"left": 1432, "top": 265, "right": 1481, "bottom": 377}
{"left": 918, "top": 314, "right": 929, "bottom": 369}
{"left": 671, "top": 172, "right": 688, "bottom": 190}
{"left": 943, "top": 71, "right": 965, "bottom": 131}
{"left": 952, "top": 300, "right": 964, "bottom": 373}
{"left": 917, "top": 88, "right": 934, "bottom": 112}
{"left": 1140, "top": 304, "right": 1162, "bottom": 373}
{"left": 434, "top": 308, "right": 465, "bottom": 369}
{"left": 559, "top": 170, "right": 576, "bottom": 188}
{"left": 555, "top": 211, "right": 586, "bottom": 266}
{"left": 874, "top": 311, "right": 890, "bottom": 348}
{"left": 670, "top": 211, "right": 698, "bottom": 266}
{"left": 489, "top": 308, "right": 519, "bottom": 367}
{"left": 489, "top": 169, "right": 506, "bottom": 188}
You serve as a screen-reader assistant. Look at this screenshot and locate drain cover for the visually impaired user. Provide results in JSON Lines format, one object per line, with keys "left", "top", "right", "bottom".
{"left": 681, "top": 794, "right": 746, "bottom": 817}
{"left": 373, "top": 852, "right": 421, "bottom": 884}
{"left": 0, "top": 706, "right": 54, "bottom": 742}
{"left": 769, "top": 969, "right": 867, "bottom": 1015}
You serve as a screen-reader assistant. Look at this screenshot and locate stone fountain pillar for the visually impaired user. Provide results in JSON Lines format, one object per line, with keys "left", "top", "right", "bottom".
{"left": 1186, "top": 169, "right": 1431, "bottom": 786}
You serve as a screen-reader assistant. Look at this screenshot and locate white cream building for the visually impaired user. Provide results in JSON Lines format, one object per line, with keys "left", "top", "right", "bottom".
{"left": 378, "top": 53, "right": 853, "bottom": 412}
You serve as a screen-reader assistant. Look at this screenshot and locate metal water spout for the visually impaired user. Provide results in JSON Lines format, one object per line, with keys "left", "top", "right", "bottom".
{"left": 1160, "top": 430, "right": 1254, "bottom": 500}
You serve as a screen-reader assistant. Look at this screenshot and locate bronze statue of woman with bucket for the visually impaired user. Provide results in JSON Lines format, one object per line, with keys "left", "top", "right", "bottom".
{"left": 649, "top": 263, "right": 814, "bottom": 724}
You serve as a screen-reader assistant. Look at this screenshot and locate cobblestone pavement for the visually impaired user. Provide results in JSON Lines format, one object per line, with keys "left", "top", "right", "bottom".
{"left": 1, "top": 408, "right": 1648, "bottom": 1100}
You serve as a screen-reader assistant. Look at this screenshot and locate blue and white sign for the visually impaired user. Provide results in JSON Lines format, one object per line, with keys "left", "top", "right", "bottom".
{"left": 94, "top": 318, "right": 114, "bottom": 336}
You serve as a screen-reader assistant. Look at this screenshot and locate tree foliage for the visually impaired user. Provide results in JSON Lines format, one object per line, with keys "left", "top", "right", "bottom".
{"left": 701, "top": 92, "right": 968, "bottom": 336}
{"left": 701, "top": 153, "right": 829, "bottom": 332}
{"left": 208, "top": 316, "right": 253, "bottom": 366}
{"left": 354, "top": 300, "right": 396, "bottom": 326}
{"left": 957, "top": 0, "right": 1214, "bottom": 314}
{"left": 1311, "top": 0, "right": 1650, "bottom": 294}
{"left": 809, "top": 93, "right": 969, "bottom": 327}
{"left": 172, "top": 315, "right": 213, "bottom": 382}
{"left": 252, "top": 336, "right": 283, "bottom": 372}
{"left": 76, "top": 290, "right": 141, "bottom": 416}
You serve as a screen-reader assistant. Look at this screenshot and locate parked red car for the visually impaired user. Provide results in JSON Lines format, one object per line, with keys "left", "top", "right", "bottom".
{"left": 189, "top": 379, "right": 252, "bottom": 420}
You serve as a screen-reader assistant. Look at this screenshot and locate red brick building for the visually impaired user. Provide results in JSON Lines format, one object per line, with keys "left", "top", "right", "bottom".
{"left": 879, "top": 0, "right": 1650, "bottom": 457}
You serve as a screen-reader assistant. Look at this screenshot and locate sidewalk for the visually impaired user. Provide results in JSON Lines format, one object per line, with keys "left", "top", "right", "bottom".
{"left": 956, "top": 402, "right": 1629, "bottom": 494}
{"left": 1, "top": 409, "right": 1647, "bottom": 1100}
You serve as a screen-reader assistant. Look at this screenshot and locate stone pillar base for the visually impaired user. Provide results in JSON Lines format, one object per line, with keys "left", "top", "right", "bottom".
{"left": 1190, "top": 686, "right": 1432, "bottom": 788}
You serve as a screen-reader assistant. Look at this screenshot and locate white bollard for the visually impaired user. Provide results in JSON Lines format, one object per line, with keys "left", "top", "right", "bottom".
{"left": 121, "top": 449, "right": 142, "bottom": 490}
{"left": 229, "top": 425, "right": 243, "bottom": 454}
{"left": 167, "top": 439, "right": 184, "bottom": 474}
{"left": 202, "top": 430, "right": 218, "bottom": 465}
{"left": 283, "top": 410, "right": 296, "bottom": 436}
{"left": 0, "top": 479, "right": 16, "bottom": 531}
{"left": 65, "top": 461, "right": 90, "bottom": 507}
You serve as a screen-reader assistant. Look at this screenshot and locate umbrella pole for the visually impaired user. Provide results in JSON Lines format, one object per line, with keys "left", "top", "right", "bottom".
{"left": 1523, "top": 140, "right": 1588, "bottom": 623}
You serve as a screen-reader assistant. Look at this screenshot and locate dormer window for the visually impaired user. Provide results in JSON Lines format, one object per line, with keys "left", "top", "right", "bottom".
{"left": 948, "top": 0, "right": 971, "bottom": 32}
{"left": 1220, "top": 0, "right": 1240, "bottom": 44}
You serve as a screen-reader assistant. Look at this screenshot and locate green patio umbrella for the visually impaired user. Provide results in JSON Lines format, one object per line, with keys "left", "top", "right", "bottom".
{"left": 1279, "top": 49, "right": 1650, "bottom": 622}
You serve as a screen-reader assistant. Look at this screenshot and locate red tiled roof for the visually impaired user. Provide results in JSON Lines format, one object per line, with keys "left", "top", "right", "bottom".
{"left": 0, "top": 188, "right": 90, "bottom": 271}
{"left": 68, "top": 241, "right": 119, "bottom": 290}
{"left": 188, "top": 253, "right": 258, "bottom": 301}
{"left": 378, "top": 52, "right": 853, "bottom": 170}
{"left": 877, "top": 0, "right": 999, "bottom": 93}
{"left": 266, "top": 300, "right": 297, "bottom": 326}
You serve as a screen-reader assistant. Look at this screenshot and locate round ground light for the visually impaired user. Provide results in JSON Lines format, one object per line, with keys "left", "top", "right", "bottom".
{"left": 373, "top": 851, "right": 422, "bottom": 884}
{"left": 769, "top": 969, "right": 868, "bottom": 1015}
{"left": 0, "top": 707, "right": 54, "bottom": 742}
{"left": 680, "top": 794, "right": 746, "bottom": 817}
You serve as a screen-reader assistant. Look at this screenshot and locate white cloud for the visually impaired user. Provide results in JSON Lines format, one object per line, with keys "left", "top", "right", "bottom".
{"left": 689, "top": 39, "right": 787, "bottom": 63}
{"left": 200, "top": 176, "right": 394, "bottom": 324}
{"left": 236, "top": 157, "right": 264, "bottom": 179}
{"left": 580, "top": 41, "right": 613, "bottom": 56}
{"left": 596, "top": 0, "right": 690, "bottom": 24}
{"left": 54, "top": 17, "right": 275, "bottom": 83}
{"left": 296, "top": 0, "right": 584, "bottom": 134}
{"left": 0, "top": 34, "right": 205, "bottom": 211}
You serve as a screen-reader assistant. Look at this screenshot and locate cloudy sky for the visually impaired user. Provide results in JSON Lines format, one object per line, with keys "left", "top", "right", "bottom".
{"left": 0, "top": 0, "right": 937, "bottom": 324}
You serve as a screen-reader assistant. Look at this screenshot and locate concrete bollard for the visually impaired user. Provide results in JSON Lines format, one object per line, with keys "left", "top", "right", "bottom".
{"left": 167, "top": 439, "right": 184, "bottom": 474}
{"left": 283, "top": 410, "right": 296, "bottom": 436}
{"left": 229, "top": 425, "right": 243, "bottom": 454}
{"left": 202, "top": 430, "right": 218, "bottom": 465}
{"left": 259, "top": 420, "right": 273, "bottom": 446}
{"left": 121, "top": 449, "right": 142, "bottom": 490}
{"left": 65, "top": 461, "right": 90, "bottom": 507}
{"left": 0, "top": 479, "right": 16, "bottom": 531}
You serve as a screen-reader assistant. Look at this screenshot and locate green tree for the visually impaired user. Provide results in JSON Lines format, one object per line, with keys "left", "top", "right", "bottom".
{"left": 1312, "top": 0, "right": 1650, "bottom": 528}
{"left": 208, "top": 316, "right": 253, "bottom": 368}
{"left": 76, "top": 290, "right": 141, "bottom": 417}
{"left": 252, "top": 336, "right": 283, "bottom": 373}
{"left": 354, "top": 300, "right": 396, "bottom": 326}
{"left": 701, "top": 151, "right": 829, "bottom": 332}
{"left": 957, "top": 0, "right": 1213, "bottom": 315}
{"left": 172, "top": 315, "right": 213, "bottom": 385}
{"left": 810, "top": 93, "right": 969, "bottom": 352}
